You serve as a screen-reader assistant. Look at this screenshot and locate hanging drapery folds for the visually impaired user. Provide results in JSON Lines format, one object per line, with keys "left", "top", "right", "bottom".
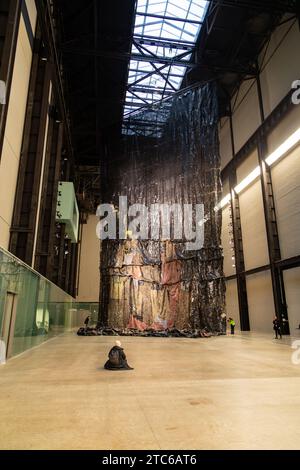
{"left": 97, "top": 82, "right": 226, "bottom": 336}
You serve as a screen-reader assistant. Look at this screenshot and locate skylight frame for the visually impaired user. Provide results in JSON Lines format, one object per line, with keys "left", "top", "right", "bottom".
{"left": 123, "top": 0, "right": 209, "bottom": 136}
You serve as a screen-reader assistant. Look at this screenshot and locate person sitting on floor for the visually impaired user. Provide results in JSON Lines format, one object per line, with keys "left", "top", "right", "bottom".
{"left": 104, "top": 340, "right": 134, "bottom": 370}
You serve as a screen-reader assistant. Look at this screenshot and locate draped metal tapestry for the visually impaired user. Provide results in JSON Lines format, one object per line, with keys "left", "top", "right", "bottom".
{"left": 98, "top": 83, "right": 226, "bottom": 335}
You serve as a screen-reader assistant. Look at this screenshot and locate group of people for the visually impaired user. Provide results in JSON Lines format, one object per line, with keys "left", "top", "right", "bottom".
{"left": 227, "top": 316, "right": 284, "bottom": 339}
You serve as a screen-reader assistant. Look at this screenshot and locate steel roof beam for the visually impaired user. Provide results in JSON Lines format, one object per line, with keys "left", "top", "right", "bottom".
{"left": 135, "top": 12, "right": 204, "bottom": 25}
{"left": 129, "top": 86, "right": 173, "bottom": 95}
{"left": 132, "top": 41, "right": 179, "bottom": 91}
{"left": 62, "top": 46, "right": 194, "bottom": 67}
{"left": 208, "top": 0, "right": 297, "bottom": 14}
{"left": 123, "top": 119, "right": 165, "bottom": 126}
{"left": 125, "top": 102, "right": 155, "bottom": 107}
{"left": 127, "top": 88, "right": 150, "bottom": 105}
{"left": 133, "top": 39, "right": 194, "bottom": 51}
{"left": 129, "top": 68, "right": 184, "bottom": 78}
{"left": 134, "top": 34, "right": 195, "bottom": 47}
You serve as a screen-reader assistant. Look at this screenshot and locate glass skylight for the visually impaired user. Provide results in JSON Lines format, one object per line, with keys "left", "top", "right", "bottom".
{"left": 123, "top": 0, "right": 209, "bottom": 134}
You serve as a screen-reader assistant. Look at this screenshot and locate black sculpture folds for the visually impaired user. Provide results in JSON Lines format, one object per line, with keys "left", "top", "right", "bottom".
{"left": 98, "top": 83, "right": 226, "bottom": 334}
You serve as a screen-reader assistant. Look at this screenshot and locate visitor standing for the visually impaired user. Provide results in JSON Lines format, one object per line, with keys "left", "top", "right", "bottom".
{"left": 228, "top": 317, "right": 235, "bottom": 335}
{"left": 84, "top": 315, "right": 90, "bottom": 330}
{"left": 273, "top": 316, "right": 282, "bottom": 339}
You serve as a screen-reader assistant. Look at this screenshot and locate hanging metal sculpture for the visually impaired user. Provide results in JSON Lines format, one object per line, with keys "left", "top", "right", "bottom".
{"left": 98, "top": 83, "right": 226, "bottom": 335}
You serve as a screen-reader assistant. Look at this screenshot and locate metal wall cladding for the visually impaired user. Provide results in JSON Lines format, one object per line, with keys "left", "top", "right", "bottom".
{"left": 99, "top": 83, "right": 226, "bottom": 333}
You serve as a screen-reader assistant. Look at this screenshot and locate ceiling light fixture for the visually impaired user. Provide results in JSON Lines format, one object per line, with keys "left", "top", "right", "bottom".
{"left": 234, "top": 166, "right": 261, "bottom": 194}
{"left": 265, "top": 127, "right": 300, "bottom": 167}
{"left": 214, "top": 193, "right": 231, "bottom": 211}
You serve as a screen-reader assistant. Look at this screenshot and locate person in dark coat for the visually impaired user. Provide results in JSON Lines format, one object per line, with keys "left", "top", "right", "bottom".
{"left": 84, "top": 315, "right": 90, "bottom": 329}
{"left": 273, "top": 316, "right": 282, "bottom": 339}
{"left": 104, "top": 340, "right": 134, "bottom": 370}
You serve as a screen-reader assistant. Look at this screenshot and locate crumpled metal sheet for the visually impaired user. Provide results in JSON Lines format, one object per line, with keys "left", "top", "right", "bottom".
{"left": 77, "top": 327, "right": 219, "bottom": 338}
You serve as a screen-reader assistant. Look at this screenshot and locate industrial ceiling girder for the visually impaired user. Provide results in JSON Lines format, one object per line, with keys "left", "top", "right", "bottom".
{"left": 61, "top": 46, "right": 196, "bottom": 68}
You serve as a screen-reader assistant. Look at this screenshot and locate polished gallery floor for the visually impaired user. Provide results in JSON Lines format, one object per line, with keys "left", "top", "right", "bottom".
{"left": 0, "top": 331, "right": 300, "bottom": 450}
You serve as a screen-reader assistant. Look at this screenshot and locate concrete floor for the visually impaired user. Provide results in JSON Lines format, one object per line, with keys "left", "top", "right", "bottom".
{"left": 0, "top": 332, "right": 300, "bottom": 450}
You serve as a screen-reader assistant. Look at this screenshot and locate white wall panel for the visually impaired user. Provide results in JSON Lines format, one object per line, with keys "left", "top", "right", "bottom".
{"left": 236, "top": 149, "right": 259, "bottom": 184}
{"left": 219, "top": 117, "right": 232, "bottom": 170}
{"left": 267, "top": 104, "right": 300, "bottom": 154}
{"left": 231, "top": 80, "right": 261, "bottom": 153}
{"left": 246, "top": 270, "right": 275, "bottom": 333}
{"left": 271, "top": 144, "right": 300, "bottom": 259}
{"left": 0, "top": 216, "right": 9, "bottom": 249}
{"left": 259, "top": 20, "right": 300, "bottom": 118}
{"left": 0, "top": 18, "right": 33, "bottom": 250}
{"left": 239, "top": 181, "right": 269, "bottom": 270}
{"left": 25, "top": 0, "right": 37, "bottom": 31}
{"left": 0, "top": 139, "right": 19, "bottom": 247}
{"left": 283, "top": 267, "right": 300, "bottom": 337}
{"left": 77, "top": 216, "right": 100, "bottom": 302}
{"left": 225, "top": 279, "right": 240, "bottom": 330}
